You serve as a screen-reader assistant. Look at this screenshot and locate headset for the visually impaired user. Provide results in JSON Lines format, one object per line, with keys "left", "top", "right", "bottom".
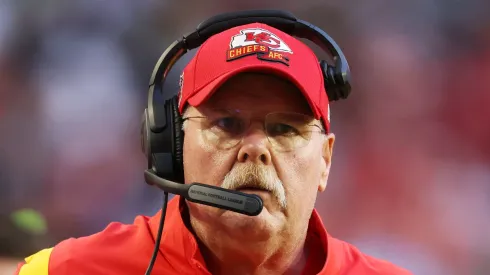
{"left": 141, "top": 9, "right": 352, "bottom": 275}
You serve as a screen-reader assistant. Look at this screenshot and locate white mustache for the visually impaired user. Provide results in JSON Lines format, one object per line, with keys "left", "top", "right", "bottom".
{"left": 221, "top": 163, "right": 287, "bottom": 209}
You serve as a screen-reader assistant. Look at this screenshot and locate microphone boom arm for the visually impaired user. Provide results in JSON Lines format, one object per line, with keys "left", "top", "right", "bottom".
{"left": 144, "top": 170, "right": 263, "bottom": 216}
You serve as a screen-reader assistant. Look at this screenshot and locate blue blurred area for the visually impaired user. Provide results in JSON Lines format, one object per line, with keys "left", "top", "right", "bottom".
{"left": 1, "top": 1, "right": 489, "bottom": 274}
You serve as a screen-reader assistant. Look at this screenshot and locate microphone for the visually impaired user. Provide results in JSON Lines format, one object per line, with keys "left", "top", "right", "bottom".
{"left": 144, "top": 170, "right": 263, "bottom": 216}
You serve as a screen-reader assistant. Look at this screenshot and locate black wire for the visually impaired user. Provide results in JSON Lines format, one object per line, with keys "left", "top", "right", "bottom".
{"left": 144, "top": 192, "right": 169, "bottom": 275}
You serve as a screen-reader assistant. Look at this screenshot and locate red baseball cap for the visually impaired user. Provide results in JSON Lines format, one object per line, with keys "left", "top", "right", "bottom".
{"left": 178, "top": 22, "right": 330, "bottom": 130}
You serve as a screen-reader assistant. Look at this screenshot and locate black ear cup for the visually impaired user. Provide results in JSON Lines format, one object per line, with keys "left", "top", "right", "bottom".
{"left": 320, "top": 60, "right": 340, "bottom": 102}
{"left": 142, "top": 94, "right": 183, "bottom": 182}
{"left": 320, "top": 60, "right": 351, "bottom": 102}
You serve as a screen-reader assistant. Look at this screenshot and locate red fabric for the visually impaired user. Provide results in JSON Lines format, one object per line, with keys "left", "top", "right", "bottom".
{"left": 14, "top": 262, "right": 25, "bottom": 274}
{"left": 178, "top": 23, "right": 331, "bottom": 131}
{"left": 39, "top": 197, "right": 411, "bottom": 274}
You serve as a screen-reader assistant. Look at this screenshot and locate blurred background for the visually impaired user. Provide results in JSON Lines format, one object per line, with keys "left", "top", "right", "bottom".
{"left": 0, "top": 0, "right": 489, "bottom": 274}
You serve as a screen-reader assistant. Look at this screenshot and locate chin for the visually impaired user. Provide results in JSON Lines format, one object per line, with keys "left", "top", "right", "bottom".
{"left": 188, "top": 200, "right": 285, "bottom": 241}
{"left": 219, "top": 206, "right": 283, "bottom": 240}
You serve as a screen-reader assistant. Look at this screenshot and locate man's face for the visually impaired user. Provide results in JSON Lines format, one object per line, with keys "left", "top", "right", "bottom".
{"left": 182, "top": 72, "right": 334, "bottom": 239}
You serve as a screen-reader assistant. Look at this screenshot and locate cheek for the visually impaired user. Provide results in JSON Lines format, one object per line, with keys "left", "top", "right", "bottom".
{"left": 283, "top": 154, "right": 319, "bottom": 188}
{"left": 183, "top": 132, "right": 236, "bottom": 186}
{"left": 277, "top": 150, "right": 322, "bottom": 204}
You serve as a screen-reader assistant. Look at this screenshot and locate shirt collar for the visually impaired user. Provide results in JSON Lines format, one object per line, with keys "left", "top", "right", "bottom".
{"left": 149, "top": 196, "right": 341, "bottom": 274}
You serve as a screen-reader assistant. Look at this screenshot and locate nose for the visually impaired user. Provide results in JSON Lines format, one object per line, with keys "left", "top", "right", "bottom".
{"left": 237, "top": 130, "right": 272, "bottom": 165}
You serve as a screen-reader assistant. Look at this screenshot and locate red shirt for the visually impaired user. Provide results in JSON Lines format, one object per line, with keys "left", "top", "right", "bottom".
{"left": 16, "top": 197, "right": 412, "bottom": 275}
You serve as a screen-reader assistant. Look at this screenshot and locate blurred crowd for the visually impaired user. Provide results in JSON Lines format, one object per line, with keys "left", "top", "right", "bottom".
{"left": 0, "top": 0, "right": 489, "bottom": 274}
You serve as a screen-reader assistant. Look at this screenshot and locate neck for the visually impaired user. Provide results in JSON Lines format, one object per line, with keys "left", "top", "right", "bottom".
{"left": 190, "top": 218, "right": 310, "bottom": 275}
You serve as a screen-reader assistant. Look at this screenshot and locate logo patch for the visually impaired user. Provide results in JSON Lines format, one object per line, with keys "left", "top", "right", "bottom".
{"left": 226, "top": 28, "right": 293, "bottom": 66}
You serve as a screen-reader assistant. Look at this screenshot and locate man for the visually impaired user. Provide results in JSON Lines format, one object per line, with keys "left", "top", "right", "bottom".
{"left": 15, "top": 21, "right": 412, "bottom": 275}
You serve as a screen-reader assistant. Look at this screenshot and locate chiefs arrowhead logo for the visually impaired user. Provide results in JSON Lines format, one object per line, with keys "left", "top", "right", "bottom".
{"left": 226, "top": 28, "right": 293, "bottom": 66}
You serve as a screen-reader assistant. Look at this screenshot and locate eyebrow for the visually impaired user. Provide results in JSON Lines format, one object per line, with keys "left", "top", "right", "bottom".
{"left": 195, "top": 108, "right": 238, "bottom": 117}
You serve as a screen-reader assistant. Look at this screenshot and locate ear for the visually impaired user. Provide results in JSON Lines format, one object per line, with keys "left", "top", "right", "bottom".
{"left": 318, "top": 133, "right": 335, "bottom": 192}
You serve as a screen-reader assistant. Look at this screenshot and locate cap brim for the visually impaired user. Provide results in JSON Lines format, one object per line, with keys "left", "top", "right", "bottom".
{"left": 186, "top": 64, "right": 321, "bottom": 119}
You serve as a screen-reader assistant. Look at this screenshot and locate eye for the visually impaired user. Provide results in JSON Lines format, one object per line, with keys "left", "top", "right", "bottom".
{"left": 213, "top": 116, "right": 245, "bottom": 135}
{"left": 266, "top": 123, "right": 299, "bottom": 136}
